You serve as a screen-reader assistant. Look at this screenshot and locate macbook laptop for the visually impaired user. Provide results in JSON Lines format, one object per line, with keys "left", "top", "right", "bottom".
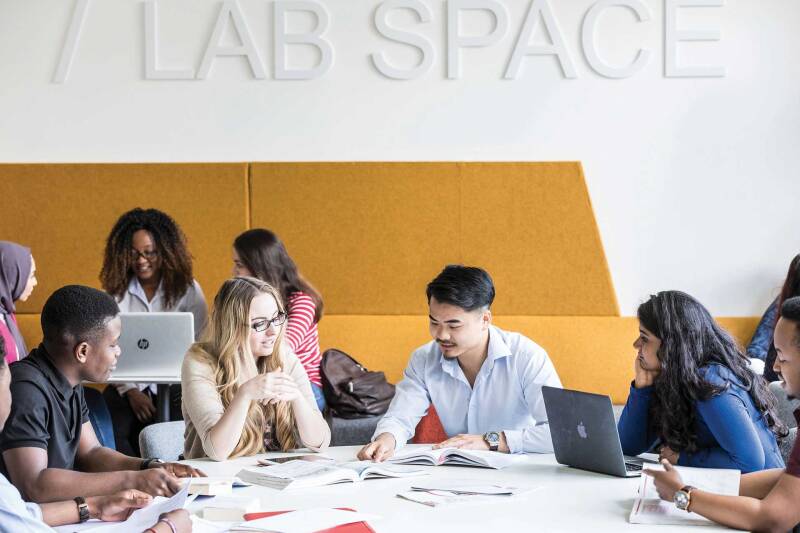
{"left": 542, "top": 386, "right": 646, "bottom": 477}
{"left": 109, "top": 312, "right": 194, "bottom": 383}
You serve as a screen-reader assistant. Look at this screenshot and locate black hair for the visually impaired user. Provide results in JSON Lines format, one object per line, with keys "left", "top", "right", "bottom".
{"left": 41, "top": 285, "right": 120, "bottom": 346}
{"left": 778, "top": 255, "right": 800, "bottom": 320}
{"left": 426, "top": 265, "right": 495, "bottom": 311}
{"left": 638, "top": 290, "right": 786, "bottom": 453}
{"left": 0, "top": 336, "right": 6, "bottom": 371}
{"left": 100, "top": 208, "right": 194, "bottom": 309}
{"left": 781, "top": 296, "right": 800, "bottom": 346}
{"left": 233, "top": 229, "right": 323, "bottom": 322}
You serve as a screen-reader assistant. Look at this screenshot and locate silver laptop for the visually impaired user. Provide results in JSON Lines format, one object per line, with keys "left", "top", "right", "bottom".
{"left": 109, "top": 312, "right": 194, "bottom": 383}
{"left": 542, "top": 386, "right": 646, "bottom": 478}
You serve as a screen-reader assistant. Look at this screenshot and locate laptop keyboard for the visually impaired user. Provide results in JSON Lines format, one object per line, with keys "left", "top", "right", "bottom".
{"left": 625, "top": 462, "right": 643, "bottom": 472}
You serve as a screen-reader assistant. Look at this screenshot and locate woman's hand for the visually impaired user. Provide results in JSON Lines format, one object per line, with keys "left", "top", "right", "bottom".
{"left": 126, "top": 389, "right": 156, "bottom": 423}
{"left": 634, "top": 356, "right": 660, "bottom": 389}
{"left": 659, "top": 445, "right": 680, "bottom": 465}
{"left": 239, "top": 368, "right": 301, "bottom": 403}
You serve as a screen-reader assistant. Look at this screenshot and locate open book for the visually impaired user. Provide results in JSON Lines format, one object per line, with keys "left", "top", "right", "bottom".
{"left": 236, "top": 460, "right": 428, "bottom": 490}
{"left": 629, "top": 464, "right": 741, "bottom": 526}
{"left": 387, "top": 446, "right": 520, "bottom": 469}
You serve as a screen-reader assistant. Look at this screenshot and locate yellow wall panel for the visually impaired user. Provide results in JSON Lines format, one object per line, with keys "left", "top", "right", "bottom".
{"left": 251, "top": 162, "right": 617, "bottom": 316}
{"left": 251, "top": 163, "right": 461, "bottom": 315}
{"left": 319, "top": 315, "right": 760, "bottom": 405}
{"left": 461, "top": 163, "right": 618, "bottom": 316}
{"left": 0, "top": 164, "right": 248, "bottom": 313}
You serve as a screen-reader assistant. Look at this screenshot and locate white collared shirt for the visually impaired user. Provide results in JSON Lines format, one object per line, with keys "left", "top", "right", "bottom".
{"left": 114, "top": 277, "right": 208, "bottom": 395}
{"left": 374, "top": 325, "right": 562, "bottom": 454}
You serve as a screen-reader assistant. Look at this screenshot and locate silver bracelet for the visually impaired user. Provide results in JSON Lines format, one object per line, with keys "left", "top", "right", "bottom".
{"left": 158, "top": 517, "right": 177, "bottom": 533}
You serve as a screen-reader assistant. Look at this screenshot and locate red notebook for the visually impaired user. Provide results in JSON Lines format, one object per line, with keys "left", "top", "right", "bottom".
{"left": 243, "top": 508, "right": 376, "bottom": 533}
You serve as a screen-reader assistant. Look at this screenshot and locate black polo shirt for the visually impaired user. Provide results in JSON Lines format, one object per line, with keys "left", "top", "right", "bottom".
{"left": 0, "top": 345, "right": 89, "bottom": 479}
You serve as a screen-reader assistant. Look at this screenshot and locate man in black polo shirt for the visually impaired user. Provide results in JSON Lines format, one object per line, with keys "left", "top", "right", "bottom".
{"left": 0, "top": 285, "right": 203, "bottom": 502}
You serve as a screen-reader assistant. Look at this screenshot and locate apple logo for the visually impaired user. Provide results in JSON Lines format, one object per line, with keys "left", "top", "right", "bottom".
{"left": 577, "top": 421, "right": 588, "bottom": 439}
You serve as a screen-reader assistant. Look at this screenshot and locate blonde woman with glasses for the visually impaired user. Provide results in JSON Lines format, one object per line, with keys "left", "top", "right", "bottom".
{"left": 181, "top": 277, "right": 330, "bottom": 461}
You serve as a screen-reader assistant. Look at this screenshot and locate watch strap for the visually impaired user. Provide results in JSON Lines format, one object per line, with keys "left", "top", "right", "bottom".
{"left": 74, "top": 496, "right": 90, "bottom": 523}
{"left": 140, "top": 458, "right": 164, "bottom": 470}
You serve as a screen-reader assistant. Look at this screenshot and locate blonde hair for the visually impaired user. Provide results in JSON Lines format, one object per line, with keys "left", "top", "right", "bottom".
{"left": 191, "top": 276, "right": 297, "bottom": 456}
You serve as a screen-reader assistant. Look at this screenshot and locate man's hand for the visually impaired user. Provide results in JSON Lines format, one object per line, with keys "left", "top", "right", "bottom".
{"left": 644, "top": 459, "right": 685, "bottom": 501}
{"left": 634, "top": 356, "right": 660, "bottom": 389}
{"left": 659, "top": 445, "right": 680, "bottom": 465}
{"left": 132, "top": 468, "right": 182, "bottom": 497}
{"left": 126, "top": 389, "right": 156, "bottom": 423}
{"left": 357, "top": 433, "right": 396, "bottom": 462}
{"left": 155, "top": 462, "right": 206, "bottom": 479}
{"left": 433, "top": 434, "right": 490, "bottom": 451}
{"left": 86, "top": 490, "right": 152, "bottom": 521}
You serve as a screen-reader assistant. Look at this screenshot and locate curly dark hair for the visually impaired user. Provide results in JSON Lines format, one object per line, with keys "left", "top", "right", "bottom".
{"left": 100, "top": 208, "right": 194, "bottom": 309}
{"left": 233, "top": 229, "right": 323, "bottom": 322}
{"left": 639, "top": 291, "right": 787, "bottom": 453}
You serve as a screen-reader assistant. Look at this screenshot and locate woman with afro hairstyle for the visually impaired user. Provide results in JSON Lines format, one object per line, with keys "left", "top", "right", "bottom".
{"left": 99, "top": 208, "right": 208, "bottom": 456}
{"left": 618, "top": 290, "right": 786, "bottom": 474}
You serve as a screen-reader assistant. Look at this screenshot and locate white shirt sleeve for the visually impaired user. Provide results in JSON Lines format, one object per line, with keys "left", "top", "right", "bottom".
{"left": 373, "top": 351, "right": 432, "bottom": 451}
{"left": 502, "top": 344, "right": 562, "bottom": 454}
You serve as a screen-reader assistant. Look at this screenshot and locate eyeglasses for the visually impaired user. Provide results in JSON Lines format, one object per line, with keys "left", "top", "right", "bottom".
{"left": 130, "top": 249, "right": 159, "bottom": 261}
{"left": 251, "top": 312, "right": 287, "bottom": 332}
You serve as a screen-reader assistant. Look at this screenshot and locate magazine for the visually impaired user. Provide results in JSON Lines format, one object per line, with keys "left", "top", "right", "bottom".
{"left": 236, "top": 460, "right": 428, "bottom": 490}
{"left": 387, "top": 446, "right": 521, "bottom": 469}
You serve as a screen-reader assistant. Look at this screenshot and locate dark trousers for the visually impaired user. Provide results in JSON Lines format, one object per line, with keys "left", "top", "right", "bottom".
{"left": 84, "top": 387, "right": 116, "bottom": 449}
{"left": 102, "top": 385, "right": 183, "bottom": 457}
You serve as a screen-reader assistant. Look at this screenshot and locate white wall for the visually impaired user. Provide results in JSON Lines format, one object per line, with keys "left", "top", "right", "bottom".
{"left": 1, "top": 0, "right": 798, "bottom": 316}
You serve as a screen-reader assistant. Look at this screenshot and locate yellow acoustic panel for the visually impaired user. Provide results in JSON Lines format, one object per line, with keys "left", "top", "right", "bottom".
{"left": 251, "top": 163, "right": 461, "bottom": 315}
{"left": 319, "top": 315, "right": 761, "bottom": 404}
{"left": 460, "top": 163, "right": 618, "bottom": 316}
{"left": 0, "top": 164, "right": 248, "bottom": 313}
{"left": 251, "top": 162, "right": 616, "bottom": 316}
{"left": 16, "top": 313, "right": 41, "bottom": 351}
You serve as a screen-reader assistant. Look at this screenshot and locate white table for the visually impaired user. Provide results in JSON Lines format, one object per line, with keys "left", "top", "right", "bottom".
{"left": 181, "top": 445, "right": 736, "bottom": 533}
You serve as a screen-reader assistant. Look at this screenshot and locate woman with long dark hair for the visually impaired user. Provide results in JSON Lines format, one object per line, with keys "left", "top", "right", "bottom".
{"left": 232, "top": 229, "right": 326, "bottom": 410}
{"left": 747, "top": 253, "right": 800, "bottom": 381}
{"left": 618, "top": 290, "right": 786, "bottom": 473}
{"left": 100, "top": 208, "right": 208, "bottom": 456}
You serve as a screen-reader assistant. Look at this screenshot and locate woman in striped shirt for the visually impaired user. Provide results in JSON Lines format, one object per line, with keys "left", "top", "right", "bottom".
{"left": 232, "top": 229, "right": 326, "bottom": 410}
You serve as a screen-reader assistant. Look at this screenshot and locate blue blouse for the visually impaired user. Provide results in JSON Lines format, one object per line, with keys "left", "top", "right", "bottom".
{"left": 617, "top": 364, "right": 784, "bottom": 473}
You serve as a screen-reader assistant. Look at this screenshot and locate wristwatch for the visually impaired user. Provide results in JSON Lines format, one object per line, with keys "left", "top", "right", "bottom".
{"left": 141, "top": 457, "right": 166, "bottom": 470}
{"left": 483, "top": 431, "right": 501, "bottom": 452}
{"left": 673, "top": 485, "right": 696, "bottom": 512}
{"left": 74, "top": 496, "right": 90, "bottom": 523}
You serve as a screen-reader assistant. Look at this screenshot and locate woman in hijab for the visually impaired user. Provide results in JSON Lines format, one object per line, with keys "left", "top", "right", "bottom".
{"left": 0, "top": 241, "right": 37, "bottom": 364}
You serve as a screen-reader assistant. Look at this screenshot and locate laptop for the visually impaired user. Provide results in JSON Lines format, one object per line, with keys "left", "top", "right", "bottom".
{"left": 109, "top": 312, "right": 194, "bottom": 383}
{"left": 542, "top": 386, "right": 646, "bottom": 477}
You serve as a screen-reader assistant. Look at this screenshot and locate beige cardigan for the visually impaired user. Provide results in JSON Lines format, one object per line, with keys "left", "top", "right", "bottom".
{"left": 181, "top": 347, "right": 331, "bottom": 461}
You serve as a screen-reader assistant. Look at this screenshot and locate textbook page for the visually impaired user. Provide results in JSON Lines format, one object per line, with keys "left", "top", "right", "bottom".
{"left": 388, "top": 446, "right": 520, "bottom": 469}
{"left": 629, "top": 465, "right": 740, "bottom": 526}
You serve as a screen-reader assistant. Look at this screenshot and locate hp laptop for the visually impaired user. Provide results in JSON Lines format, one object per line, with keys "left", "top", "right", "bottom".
{"left": 109, "top": 312, "right": 194, "bottom": 383}
{"left": 542, "top": 386, "right": 646, "bottom": 477}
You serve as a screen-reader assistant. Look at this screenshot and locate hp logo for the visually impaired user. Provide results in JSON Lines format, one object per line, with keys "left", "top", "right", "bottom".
{"left": 137, "top": 338, "right": 150, "bottom": 350}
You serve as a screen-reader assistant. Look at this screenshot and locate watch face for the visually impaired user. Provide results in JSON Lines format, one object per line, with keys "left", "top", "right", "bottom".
{"left": 486, "top": 432, "right": 500, "bottom": 444}
{"left": 674, "top": 491, "right": 689, "bottom": 509}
